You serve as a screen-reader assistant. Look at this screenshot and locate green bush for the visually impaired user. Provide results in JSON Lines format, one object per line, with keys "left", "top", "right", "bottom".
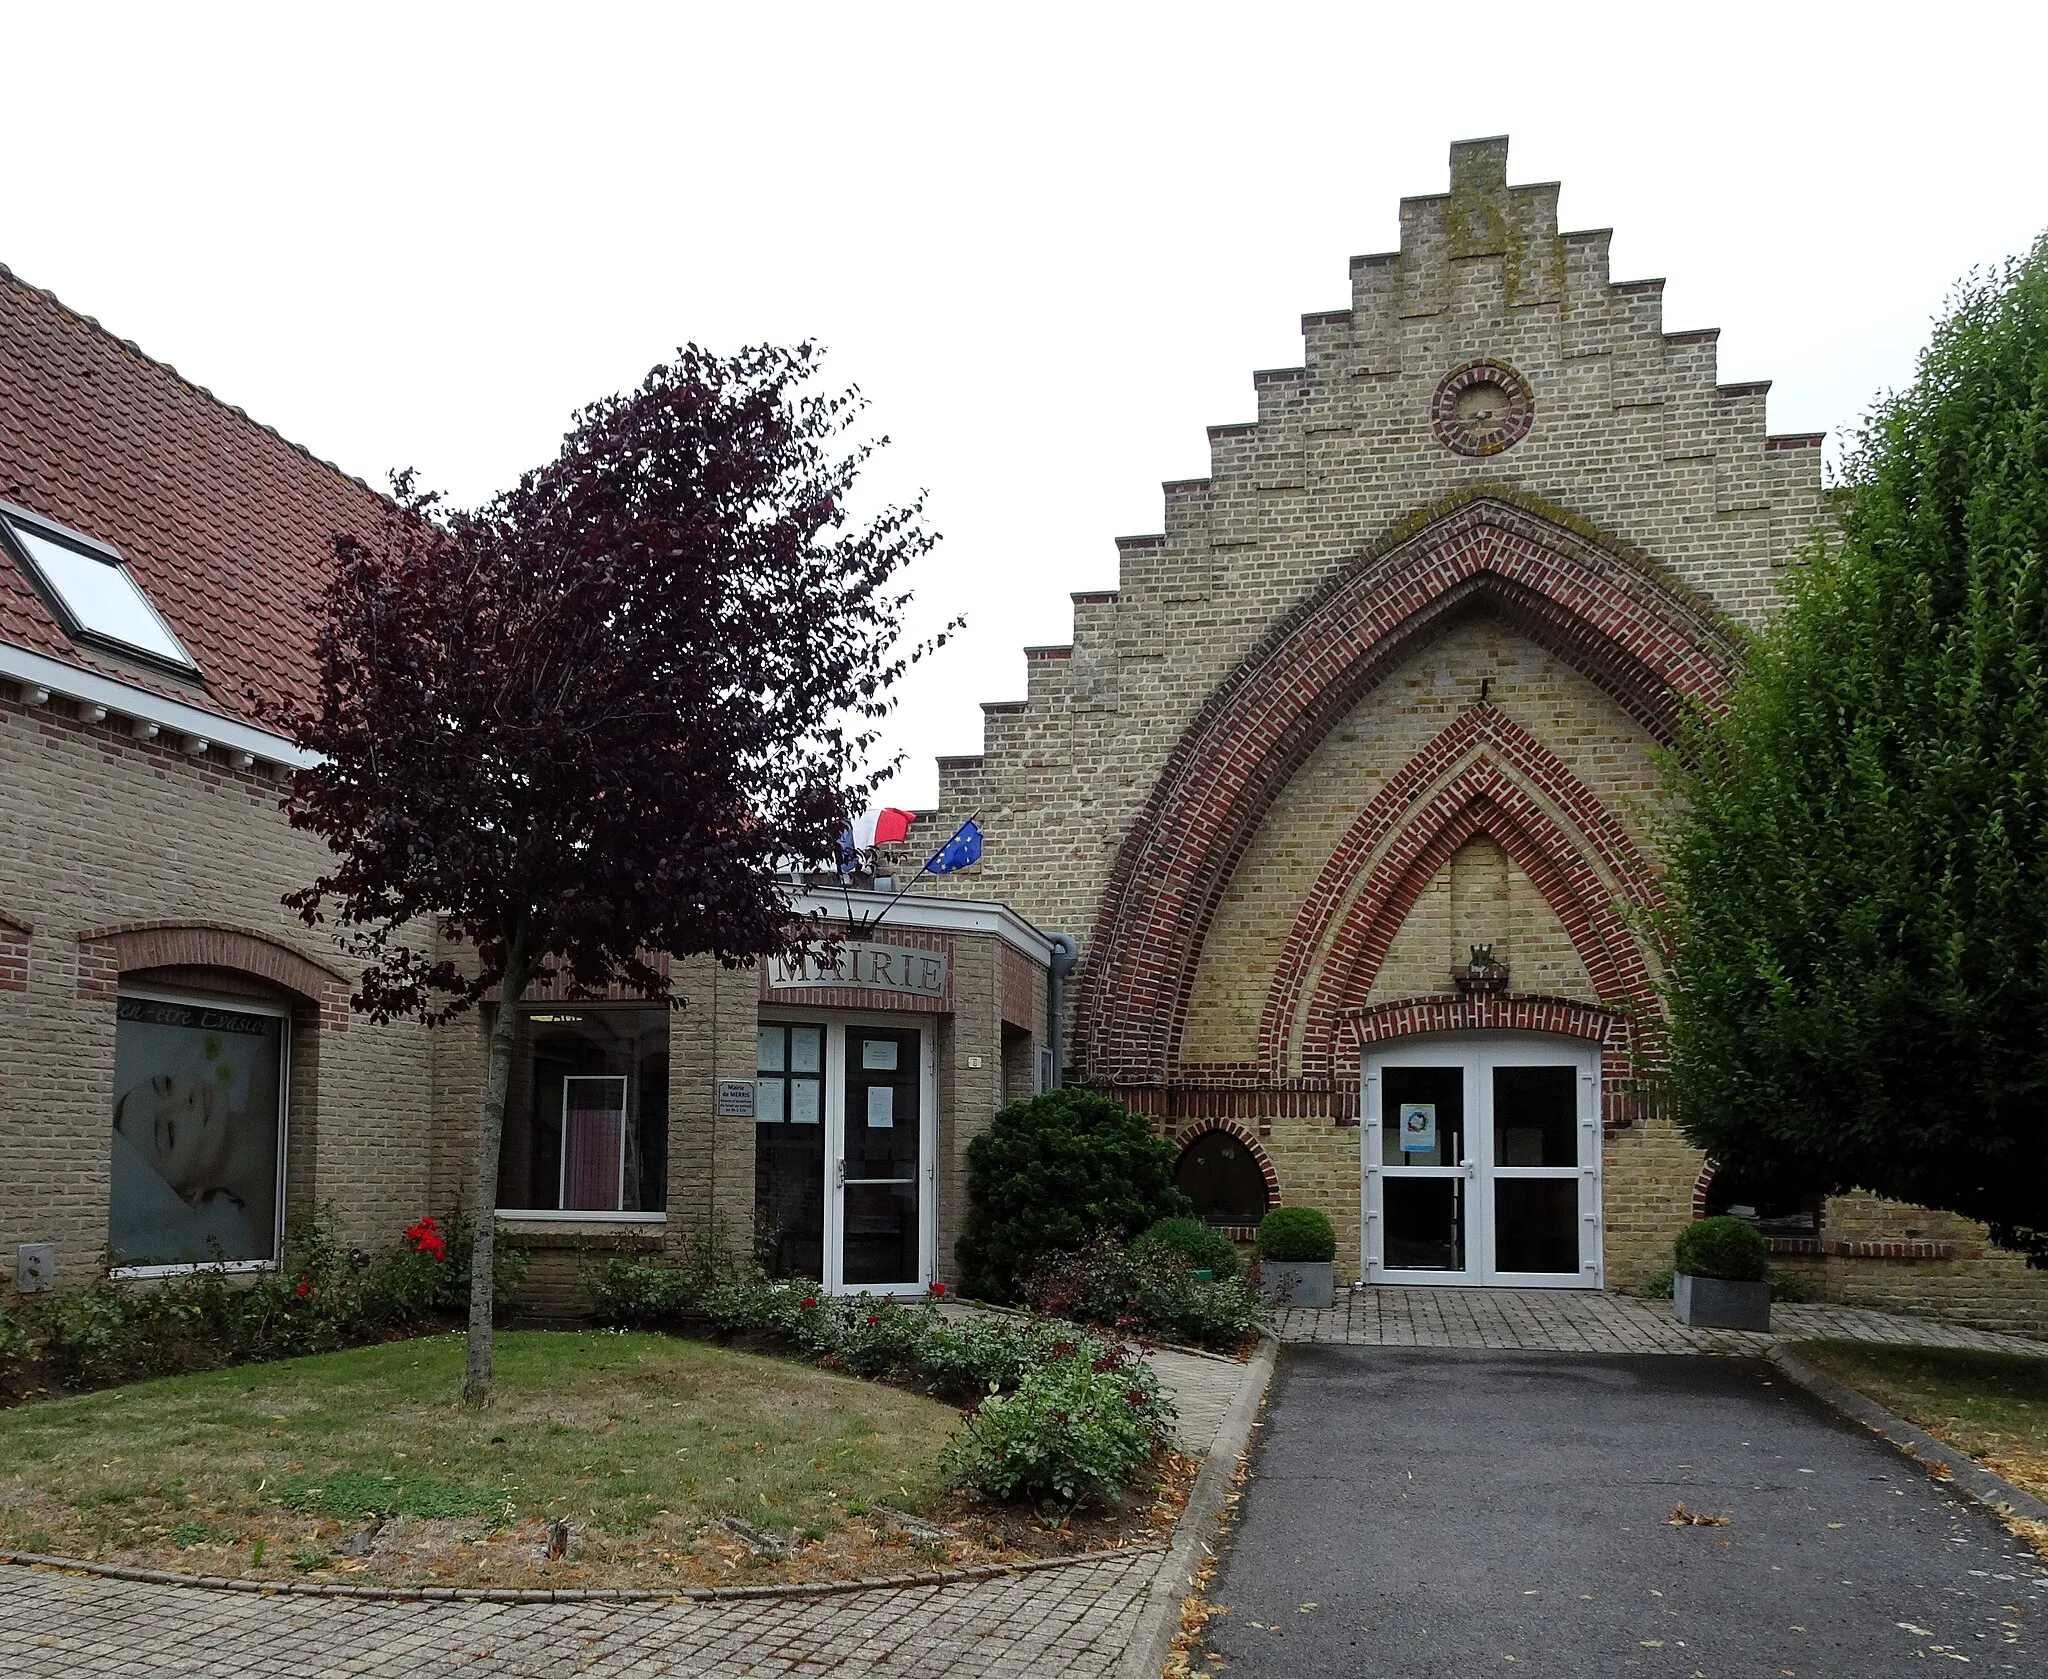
{"left": 956, "top": 1090, "right": 1191, "bottom": 1301}
{"left": 1022, "top": 1235, "right": 1265, "bottom": 1349}
{"left": 1673, "top": 1216, "right": 1769, "bottom": 1282}
{"left": 1134, "top": 1216, "right": 1241, "bottom": 1281}
{"left": 11, "top": 1211, "right": 520, "bottom": 1394}
{"left": 940, "top": 1348, "right": 1174, "bottom": 1510}
{"left": 1258, "top": 1206, "right": 1336, "bottom": 1263}
{"left": 0, "top": 1303, "right": 32, "bottom": 1385}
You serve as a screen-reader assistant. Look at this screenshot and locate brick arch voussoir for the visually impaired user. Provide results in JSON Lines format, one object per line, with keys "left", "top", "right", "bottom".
{"left": 1076, "top": 496, "right": 1737, "bottom": 1090}
{"left": 77, "top": 920, "right": 352, "bottom": 1030}
{"left": 1258, "top": 707, "right": 1660, "bottom": 1071}
{"left": 1171, "top": 1117, "right": 1283, "bottom": 1201}
{"left": 1283, "top": 774, "right": 1657, "bottom": 1079}
{"left": 1340, "top": 992, "right": 1643, "bottom": 1133}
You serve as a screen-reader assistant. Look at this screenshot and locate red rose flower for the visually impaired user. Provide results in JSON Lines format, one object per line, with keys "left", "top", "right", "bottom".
{"left": 295, "top": 1282, "right": 311, "bottom": 1298}
{"left": 800, "top": 1297, "right": 817, "bottom": 1311}
{"left": 927, "top": 1281, "right": 947, "bottom": 1297}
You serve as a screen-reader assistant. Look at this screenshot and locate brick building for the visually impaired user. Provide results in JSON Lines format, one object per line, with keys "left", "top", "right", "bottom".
{"left": 0, "top": 262, "right": 1049, "bottom": 1311}
{"left": 914, "top": 137, "right": 2048, "bottom": 1331}
{"left": 5, "top": 137, "right": 2045, "bottom": 1333}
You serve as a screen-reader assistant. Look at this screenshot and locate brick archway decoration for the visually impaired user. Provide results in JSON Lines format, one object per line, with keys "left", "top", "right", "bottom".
{"left": 1260, "top": 705, "right": 1661, "bottom": 1079}
{"left": 1171, "top": 1116, "right": 1283, "bottom": 1199}
{"left": 77, "top": 920, "right": 352, "bottom": 1029}
{"left": 1692, "top": 1159, "right": 1719, "bottom": 1219}
{"left": 1342, "top": 993, "right": 1639, "bottom": 1130}
{"left": 1078, "top": 493, "right": 1735, "bottom": 1087}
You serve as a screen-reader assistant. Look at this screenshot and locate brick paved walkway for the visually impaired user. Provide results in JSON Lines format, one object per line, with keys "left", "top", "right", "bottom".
{"left": 0, "top": 1344, "right": 1255, "bottom": 1679}
{"left": 1275, "top": 1286, "right": 2048, "bottom": 1355}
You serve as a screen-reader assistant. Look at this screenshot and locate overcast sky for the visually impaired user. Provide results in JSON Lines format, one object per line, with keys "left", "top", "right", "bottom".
{"left": 9, "top": 2, "right": 2045, "bottom": 808}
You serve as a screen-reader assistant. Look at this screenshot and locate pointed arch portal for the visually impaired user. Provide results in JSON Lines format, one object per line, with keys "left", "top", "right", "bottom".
{"left": 1075, "top": 494, "right": 1738, "bottom": 1092}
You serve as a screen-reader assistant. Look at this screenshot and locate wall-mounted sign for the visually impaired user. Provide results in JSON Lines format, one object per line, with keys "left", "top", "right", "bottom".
{"left": 767, "top": 942, "right": 950, "bottom": 1001}
{"left": 715, "top": 1079, "right": 757, "bottom": 1118}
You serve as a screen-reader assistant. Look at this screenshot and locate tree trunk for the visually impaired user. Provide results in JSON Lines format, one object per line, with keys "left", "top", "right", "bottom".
{"left": 463, "top": 937, "right": 531, "bottom": 1408}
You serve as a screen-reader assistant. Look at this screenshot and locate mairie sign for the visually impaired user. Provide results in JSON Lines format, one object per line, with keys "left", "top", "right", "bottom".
{"left": 766, "top": 942, "right": 949, "bottom": 1000}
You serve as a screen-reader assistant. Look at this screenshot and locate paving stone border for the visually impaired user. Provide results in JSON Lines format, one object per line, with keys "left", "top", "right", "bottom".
{"left": 0, "top": 1542, "right": 1158, "bottom": 1605}
{"left": 1116, "top": 1335, "right": 1277, "bottom": 1679}
{"left": 1768, "top": 1344, "right": 2048, "bottom": 1529}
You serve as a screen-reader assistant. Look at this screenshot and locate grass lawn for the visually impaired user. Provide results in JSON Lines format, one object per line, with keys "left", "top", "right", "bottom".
{"left": 0, "top": 1330, "right": 972, "bottom": 1589}
{"left": 1795, "top": 1338, "right": 2048, "bottom": 1550}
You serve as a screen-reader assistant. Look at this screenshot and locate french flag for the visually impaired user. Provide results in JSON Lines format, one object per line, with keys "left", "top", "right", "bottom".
{"left": 850, "top": 807, "right": 917, "bottom": 848}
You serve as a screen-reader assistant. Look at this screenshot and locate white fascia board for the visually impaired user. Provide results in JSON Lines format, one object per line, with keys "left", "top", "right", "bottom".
{"left": 0, "top": 639, "right": 316, "bottom": 768}
{"left": 790, "top": 888, "right": 1058, "bottom": 966}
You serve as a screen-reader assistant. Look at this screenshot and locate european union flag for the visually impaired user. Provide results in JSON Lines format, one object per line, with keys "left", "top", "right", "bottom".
{"left": 928, "top": 819, "right": 983, "bottom": 875}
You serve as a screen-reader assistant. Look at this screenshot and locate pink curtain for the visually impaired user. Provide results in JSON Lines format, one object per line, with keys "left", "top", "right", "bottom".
{"left": 562, "top": 1095, "right": 624, "bottom": 1211}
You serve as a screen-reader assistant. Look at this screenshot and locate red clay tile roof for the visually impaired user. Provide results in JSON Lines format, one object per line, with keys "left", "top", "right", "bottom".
{"left": 0, "top": 262, "right": 388, "bottom": 731}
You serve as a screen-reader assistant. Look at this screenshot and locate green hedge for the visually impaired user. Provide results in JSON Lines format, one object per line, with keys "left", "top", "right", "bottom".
{"left": 1134, "top": 1217, "right": 1241, "bottom": 1281}
{"left": 1673, "top": 1216, "right": 1769, "bottom": 1282}
{"left": 588, "top": 1256, "right": 1177, "bottom": 1509}
{"left": 1022, "top": 1234, "right": 1266, "bottom": 1349}
{"left": 956, "top": 1089, "right": 1191, "bottom": 1301}
{"left": 1258, "top": 1206, "right": 1336, "bottom": 1263}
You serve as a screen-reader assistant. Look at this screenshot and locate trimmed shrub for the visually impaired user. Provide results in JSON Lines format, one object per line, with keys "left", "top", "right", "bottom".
{"left": 941, "top": 1348, "right": 1174, "bottom": 1510}
{"left": 957, "top": 1089, "right": 1191, "bottom": 1301}
{"left": 1134, "top": 1216, "right": 1241, "bottom": 1281}
{"left": 1673, "top": 1216, "right": 1769, "bottom": 1283}
{"left": 1258, "top": 1206, "right": 1336, "bottom": 1263}
{"left": 0, "top": 1303, "right": 31, "bottom": 1388}
{"left": 9, "top": 1212, "right": 521, "bottom": 1395}
{"left": 1023, "top": 1235, "right": 1265, "bottom": 1349}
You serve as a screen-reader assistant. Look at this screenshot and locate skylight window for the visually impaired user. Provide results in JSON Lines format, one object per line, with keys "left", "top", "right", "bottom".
{"left": 1, "top": 508, "right": 198, "bottom": 671}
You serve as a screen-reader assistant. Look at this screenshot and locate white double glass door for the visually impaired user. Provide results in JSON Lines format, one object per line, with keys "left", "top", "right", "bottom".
{"left": 1363, "top": 1035, "right": 1602, "bottom": 1289}
{"left": 755, "top": 1016, "right": 937, "bottom": 1296}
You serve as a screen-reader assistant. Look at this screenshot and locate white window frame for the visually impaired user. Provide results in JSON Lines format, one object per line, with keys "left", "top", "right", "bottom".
{"left": 107, "top": 985, "right": 292, "bottom": 1279}
{"left": 758, "top": 1008, "right": 939, "bottom": 1297}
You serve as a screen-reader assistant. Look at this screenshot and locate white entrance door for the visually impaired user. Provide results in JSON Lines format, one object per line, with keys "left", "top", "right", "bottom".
{"left": 756, "top": 1016, "right": 938, "bottom": 1296}
{"left": 1362, "top": 1035, "right": 1602, "bottom": 1289}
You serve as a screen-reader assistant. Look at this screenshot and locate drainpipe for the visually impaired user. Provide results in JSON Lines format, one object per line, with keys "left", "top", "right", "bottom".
{"left": 1044, "top": 933, "right": 1080, "bottom": 1089}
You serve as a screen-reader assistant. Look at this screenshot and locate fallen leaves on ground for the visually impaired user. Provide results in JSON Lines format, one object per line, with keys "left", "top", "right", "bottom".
{"left": 1667, "top": 1503, "right": 1731, "bottom": 1528}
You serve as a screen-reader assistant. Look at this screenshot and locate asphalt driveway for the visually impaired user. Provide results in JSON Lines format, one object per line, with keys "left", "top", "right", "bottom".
{"left": 1200, "top": 1347, "right": 2046, "bottom": 1677}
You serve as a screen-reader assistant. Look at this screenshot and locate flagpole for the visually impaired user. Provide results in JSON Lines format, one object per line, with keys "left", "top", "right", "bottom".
{"left": 855, "top": 810, "right": 981, "bottom": 938}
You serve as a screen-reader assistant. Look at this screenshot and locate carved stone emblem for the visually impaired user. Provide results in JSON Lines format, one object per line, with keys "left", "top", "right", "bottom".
{"left": 1431, "top": 360, "right": 1535, "bottom": 457}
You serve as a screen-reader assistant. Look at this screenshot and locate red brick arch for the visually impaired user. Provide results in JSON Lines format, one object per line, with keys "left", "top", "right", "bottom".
{"left": 1172, "top": 1117, "right": 1282, "bottom": 1199}
{"left": 77, "top": 919, "right": 351, "bottom": 1029}
{"left": 1077, "top": 494, "right": 1737, "bottom": 1088}
{"left": 1259, "top": 705, "right": 1660, "bottom": 1078}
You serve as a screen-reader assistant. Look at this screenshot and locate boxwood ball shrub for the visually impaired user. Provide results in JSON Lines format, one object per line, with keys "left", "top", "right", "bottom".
{"left": 1134, "top": 1216, "right": 1241, "bottom": 1281}
{"left": 1258, "top": 1206, "right": 1336, "bottom": 1264}
{"left": 1673, "top": 1215, "right": 1769, "bottom": 1282}
{"left": 957, "top": 1089, "right": 1191, "bottom": 1301}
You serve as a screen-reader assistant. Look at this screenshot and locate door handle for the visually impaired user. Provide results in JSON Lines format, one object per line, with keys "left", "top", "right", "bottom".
{"left": 1458, "top": 1157, "right": 1476, "bottom": 1177}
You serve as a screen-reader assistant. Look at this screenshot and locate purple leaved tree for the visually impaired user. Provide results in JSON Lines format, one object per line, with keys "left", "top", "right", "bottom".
{"left": 282, "top": 344, "right": 941, "bottom": 1404}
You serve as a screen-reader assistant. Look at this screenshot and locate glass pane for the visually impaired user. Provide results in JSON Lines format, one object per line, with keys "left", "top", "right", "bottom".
{"left": 845, "top": 1029, "right": 918, "bottom": 1180}
{"left": 1383, "top": 1176, "right": 1465, "bottom": 1271}
{"left": 1381, "top": 1066, "right": 1464, "bottom": 1166}
{"left": 502, "top": 1006, "right": 669, "bottom": 1212}
{"left": 790, "top": 1026, "right": 823, "bottom": 1074}
{"left": 756, "top": 1027, "right": 784, "bottom": 1072}
{"left": 1492, "top": 1066, "right": 1578, "bottom": 1167}
{"left": 1494, "top": 1179, "right": 1580, "bottom": 1273}
{"left": 1174, "top": 1132, "right": 1271, "bottom": 1226}
{"left": 9, "top": 519, "right": 195, "bottom": 666}
{"left": 755, "top": 1076, "right": 786, "bottom": 1123}
{"left": 842, "top": 1180, "right": 918, "bottom": 1285}
{"left": 561, "top": 1076, "right": 626, "bottom": 1211}
{"left": 110, "top": 996, "right": 284, "bottom": 1265}
{"left": 757, "top": 1118, "right": 825, "bottom": 1280}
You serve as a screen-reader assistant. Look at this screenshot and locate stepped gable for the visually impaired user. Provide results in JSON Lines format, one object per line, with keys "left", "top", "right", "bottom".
{"left": 0, "top": 263, "right": 387, "bottom": 727}
{"left": 927, "top": 139, "right": 1827, "bottom": 1003}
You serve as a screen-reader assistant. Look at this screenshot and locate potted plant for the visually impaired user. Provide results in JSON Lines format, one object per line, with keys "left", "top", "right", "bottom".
{"left": 1671, "top": 1215, "right": 1771, "bottom": 1331}
{"left": 1257, "top": 1207, "right": 1337, "bottom": 1308}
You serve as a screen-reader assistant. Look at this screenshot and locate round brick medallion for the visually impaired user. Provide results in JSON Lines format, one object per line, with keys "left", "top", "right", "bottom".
{"left": 1431, "top": 360, "right": 1534, "bottom": 457}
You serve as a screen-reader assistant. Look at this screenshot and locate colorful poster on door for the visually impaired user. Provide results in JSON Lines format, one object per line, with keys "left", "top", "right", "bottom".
{"left": 1398, "top": 1103, "right": 1437, "bottom": 1153}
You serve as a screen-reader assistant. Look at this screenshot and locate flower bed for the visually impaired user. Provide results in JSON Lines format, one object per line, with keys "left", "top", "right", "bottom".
{"left": 590, "top": 1258, "right": 1178, "bottom": 1509}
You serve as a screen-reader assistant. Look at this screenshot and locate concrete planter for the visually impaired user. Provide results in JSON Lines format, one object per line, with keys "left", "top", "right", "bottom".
{"left": 1259, "top": 1259, "right": 1335, "bottom": 1309}
{"left": 1673, "top": 1272, "right": 1770, "bottom": 1332}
